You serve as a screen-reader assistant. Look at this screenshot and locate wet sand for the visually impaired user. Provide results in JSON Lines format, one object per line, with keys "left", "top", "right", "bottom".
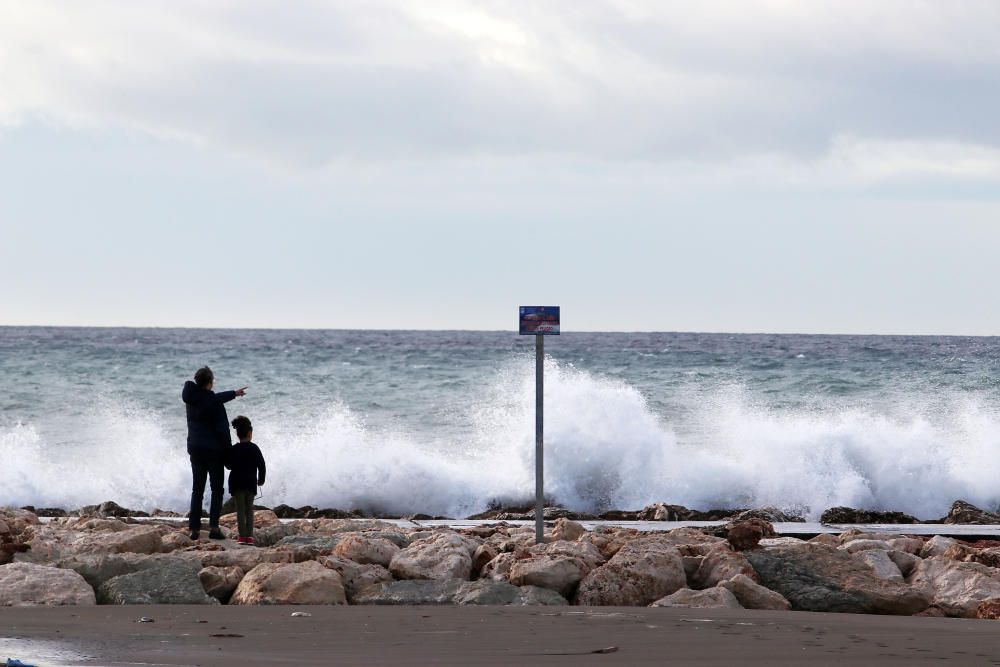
{"left": 2, "top": 606, "right": 999, "bottom": 666}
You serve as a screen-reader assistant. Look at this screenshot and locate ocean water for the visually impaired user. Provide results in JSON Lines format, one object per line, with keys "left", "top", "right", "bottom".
{"left": 2, "top": 327, "right": 1000, "bottom": 520}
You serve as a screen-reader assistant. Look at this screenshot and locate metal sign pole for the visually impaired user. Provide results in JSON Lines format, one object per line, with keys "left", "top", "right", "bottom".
{"left": 535, "top": 333, "right": 544, "bottom": 544}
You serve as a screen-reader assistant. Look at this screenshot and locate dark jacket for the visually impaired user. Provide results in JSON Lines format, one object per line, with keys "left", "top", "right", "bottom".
{"left": 225, "top": 441, "right": 266, "bottom": 494}
{"left": 182, "top": 381, "right": 236, "bottom": 454}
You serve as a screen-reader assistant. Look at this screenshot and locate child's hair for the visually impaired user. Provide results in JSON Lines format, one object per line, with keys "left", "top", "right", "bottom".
{"left": 232, "top": 415, "right": 253, "bottom": 439}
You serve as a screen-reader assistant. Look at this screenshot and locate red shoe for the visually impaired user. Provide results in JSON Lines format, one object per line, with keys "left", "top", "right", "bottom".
{"left": 236, "top": 537, "right": 247, "bottom": 545}
{"left": 246, "top": 537, "right": 255, "bottom": 546}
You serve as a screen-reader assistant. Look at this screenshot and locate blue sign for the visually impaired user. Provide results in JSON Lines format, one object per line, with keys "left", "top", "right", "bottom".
{"left": 520, "top": 306, "right": 560, "bottom": 335}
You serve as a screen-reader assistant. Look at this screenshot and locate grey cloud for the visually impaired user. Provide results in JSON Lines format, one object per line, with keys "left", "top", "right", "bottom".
{"left": 3, "top": 1, "right": 1000, "bottom": 167}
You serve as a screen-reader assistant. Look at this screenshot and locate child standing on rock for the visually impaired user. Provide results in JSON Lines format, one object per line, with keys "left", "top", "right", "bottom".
{"left": 226, "top": 415, "right": 266, "bottom": 546}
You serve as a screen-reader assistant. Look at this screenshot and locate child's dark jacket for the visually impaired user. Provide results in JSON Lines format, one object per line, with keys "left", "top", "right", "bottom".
{"left": 225, "top": 441, "right": 266, "bottom": 494}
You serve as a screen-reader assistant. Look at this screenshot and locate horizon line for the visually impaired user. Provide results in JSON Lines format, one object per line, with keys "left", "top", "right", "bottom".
{"left": 0, "top": 323, "right": 997, "bottom": 339}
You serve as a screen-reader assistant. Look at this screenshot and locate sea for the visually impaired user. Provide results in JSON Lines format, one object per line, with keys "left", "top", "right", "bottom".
{"left": 2, "top": 327, "right": 1000, "bottom": 520}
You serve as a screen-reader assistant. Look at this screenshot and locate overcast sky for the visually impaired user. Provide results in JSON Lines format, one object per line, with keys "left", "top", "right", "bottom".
{"left": 2, "top": 1, "right": 999, "bottom": 333}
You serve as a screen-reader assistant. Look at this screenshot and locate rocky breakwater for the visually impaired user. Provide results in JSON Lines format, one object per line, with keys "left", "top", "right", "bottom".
{"left": 6, "top": 506, "right": 1000, "bottom": 619}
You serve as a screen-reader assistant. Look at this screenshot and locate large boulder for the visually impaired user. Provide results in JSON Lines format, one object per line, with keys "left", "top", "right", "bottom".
{"left": 719, "top": 574, "right": 790, "bottom": 610}
{"left": 0, "top": 562, "right": 96, "bottom": 606}
{"left": 506, "top": 540, "right": 604, "bottom": 597}
{"left": 745, "top": 542, "right": 929, "bottom": 615}
{"left": 920, "top": 536, "right": 958, "bottom": 559}
{"left": 72, "top": 525, "right": 164, "bottom": 556}
{"left": 854, "top": 550, "right": 903, "bottom": 582}
{"left": 389, "top": 531, "right": 475, "bottom": 581}
{"left": 552, "top": 518, "right": 585, "bottom": 542}
{"left": 480, "top": 552, "right": 519, "bottom": 582}
{"left": 580, "top": 526, "right": 640, "bottom": 560}
{"left": 651, "top": 587, "right": 743, "bottom": 609}
{"left": 726, "top": 519, "right": 775, "bottom": 551}
{"left": 692, "top": 546, "right": 757, "bottom": 589}
{"left": 199, "top": 565, "right": 245, "bottom": 603}
{"left": 54, "top": 553, "right": 170, "bottom": 589}
{"left": 319, "top": 555, "right": 393, "bottom": 601}
{"left": 820, "top": 507, "right": 918, "bottom": 524}
{"left": 575, "top": 536, "right": 686, "bottom": 606}
{"left": 353, "top": 579, "right": 567, "bottom": 606}
{"left": 230, "top": 561, "right": 347, "bottom": 605}
{"left": 908, "top": 557, "right": 1000, "bottom": 618}
{"left": 943, "top": 500, "right": 1000, "bottom": 525}
{"left": 97, "top": 559, "right": 217, "bottom": 605}
{"left": 508, "top": 557, "right": 587, "bottom": 598}
{"left": 333, "top": 534, "right": 400, "bottom": 567}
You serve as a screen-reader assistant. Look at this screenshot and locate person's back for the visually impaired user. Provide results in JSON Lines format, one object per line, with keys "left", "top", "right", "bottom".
{"left": 182, "top": 380, "right": 234, "bottom": 454}
{"left": 226, "top": 415, "right": 266, "bottom": 545}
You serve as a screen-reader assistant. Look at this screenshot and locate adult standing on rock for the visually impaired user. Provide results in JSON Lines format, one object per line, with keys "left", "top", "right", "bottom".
{"left": 183, "top": 366, "right": 247, "bottom": 540}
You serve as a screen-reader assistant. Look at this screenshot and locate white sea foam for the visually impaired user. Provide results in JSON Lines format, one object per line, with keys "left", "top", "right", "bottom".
{"left": 3, "top": 359, "right": 1000, "bottom": 520}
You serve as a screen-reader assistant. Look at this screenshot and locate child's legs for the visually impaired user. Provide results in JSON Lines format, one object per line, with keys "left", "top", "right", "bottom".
{"left": 234, "top": 492, "right": 252, "bottom": 538}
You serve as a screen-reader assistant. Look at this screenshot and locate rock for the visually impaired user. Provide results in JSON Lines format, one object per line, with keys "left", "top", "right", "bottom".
{"left": 651, "top": 587, "right": 743, "bottom": 609}
{"left": 658, "top": 527, "right": 729, "bottom": 549}
{"left": 0, "top": 508, "right": 39, "bottom": 535}
{"left": 908, "top": 557, "right": 1000, "bottom": 617}
{"left": 552, "top": 518, "right": 585, "bottom": 542}
{"left": 807, "top": 534, "right": 841, "bottom": 546}
{"left": 353, "top": 578, "right": 567, "bottom": 606}
{"left": 943, "top": 500, "right": 1000, "bottom": 525}
{"left": 78, "top": 501, "right": 148, "bottom": 518}
{"left": 976, "top": 599, "right": 1000, "bottom": 619}
{"left": 888, "top": 550, "right": 922, "bottom": 578}
{"left": 746, "top": 543, "right": 929, "bottom": 615}
{"left": 319, "top": 555, "right": 393, "bottom": 601}
{"left": 759, "top": 537, "right": 806, "bottom": 548}
{"left": 965, "top": 547, "right": 1000, "bottom": 569}
{"left": 854, "top": 550, "right": 904, "bottom": 582}
{"left": 220, "top": 509, "right": 280, "bottom": 530}
{"left": 332, "top": 535, "right": 400, "bottom": 567}
{"left": 719, "top": 574, "right": 791, "bottom": 610}
{"left": 887, "top": 537, "right": 925, "bottom": 555}
{"left": 251, "top": 523, "right": 300, "bottom": 548}
{"left": 692, "top": 546, "right": 756, "bottom": 589}
{"left": 732, "top": 507, "right": 805, "bottom": 523}
{"left": 506, "top": 541, "right": 605, "bottom": 596}
{"left": 480, "top": 552, "right": 519, "bottom": 582}
{"left": 0, "top": 562, "right": 96, "bottom": 606}
{"left": 841, "top": 539, "right": 893, "bottom": 554}
{"left": 920, "top": 536, "right": 958, "bottom": 559}
{"left": 389, "top": 531, "right": 474, "bottom": 581}
{"left": 98, "top": 559, "right": 217, "bottom": 605}
{"left": 472, "top": 544, "right": 498, "bottom": 577}
{"left": 199, "top": 565, "right": 245, "bottom": 602}
{"left": 72, "top": 525, "right": 164, "bottom": 555}
{"left": 231, "top": 561, "right": 346, "bottom": 605}
{"left": 161, "top": 532, "right": 195, "bottom": 552}
{"left": 575, "top": 536, "right": 686, "bottom": 606}
{"left": 275, "top": 534, "right": 344, "bottom": 553}
{"left": 726, "top": 519, "right": 775, "bottom": 551}
{"left": 175, "top": 547, "right": 293, "bottom": 573}
{"left": 820, "top": 507, "right": 918, "bottom": 524}
{"left": 581, "top": 526, "right": 640, "bottom": 560}
{"left": 509, "top": 556, "right": 588, "bottom": 598}
{"left": 55, "top": 553, "right": 162, "bottom": 589}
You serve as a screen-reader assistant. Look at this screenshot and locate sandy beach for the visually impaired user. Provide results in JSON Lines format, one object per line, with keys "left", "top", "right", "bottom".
{"left": 3, "top": 605, "right": 999, "bottom": 666}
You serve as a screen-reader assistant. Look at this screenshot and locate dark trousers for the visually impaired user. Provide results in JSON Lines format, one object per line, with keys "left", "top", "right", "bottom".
{"left": 189, "top": 450, "right": 225, "bottom": 533}
{"left": 232, "top": 490, "right": 256, "bottom": 538}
